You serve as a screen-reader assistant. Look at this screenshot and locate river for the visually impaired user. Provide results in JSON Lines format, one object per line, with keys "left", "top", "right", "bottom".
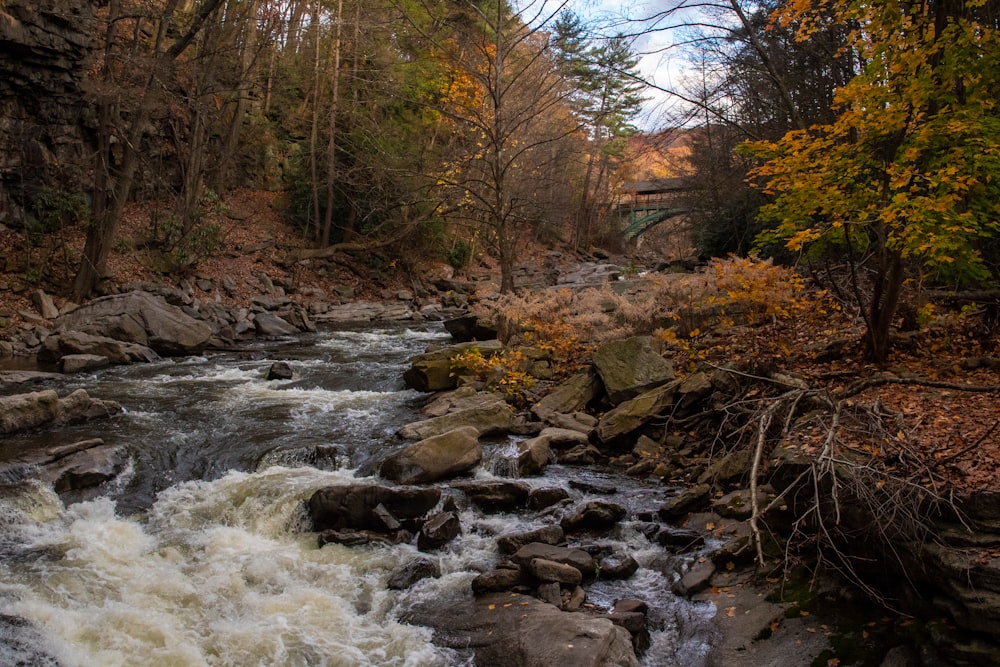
{"left": 0, "top": 323, "right": 715, "bottom": 666}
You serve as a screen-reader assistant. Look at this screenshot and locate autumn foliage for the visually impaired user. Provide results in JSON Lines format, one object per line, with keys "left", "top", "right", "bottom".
{"left": 746, "top": 0, "right": 1000, "bottom": 362}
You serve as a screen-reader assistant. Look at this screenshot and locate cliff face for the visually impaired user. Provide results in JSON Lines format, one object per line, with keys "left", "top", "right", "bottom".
{"left": 0, "top": 0, "right": 95, "bottom": 224}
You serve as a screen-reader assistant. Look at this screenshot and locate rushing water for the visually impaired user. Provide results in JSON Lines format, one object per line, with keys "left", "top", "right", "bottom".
{"left": 0, "top": 323, "right": 715, "bottom": 666}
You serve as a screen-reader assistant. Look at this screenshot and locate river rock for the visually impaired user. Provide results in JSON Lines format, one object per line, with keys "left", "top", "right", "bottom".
{"left": 528, "top": 486, "right": 570, "bottom": 510}
{"left": 253, "top": 311, "right": 299, "bottom": 336}
{"left": 659, "top": 484, "right": 712, "bottom": 520}
{"left": 453, "top": 480, "right": 531, "bottom": 513}
{"left": 59, "top": 353, "right": 111, "bottom": 373}
{"left": 471, "top": 564, "right": 529, "bottom": 593}
{"left": 528, "top": 558, "right": 582, "bottom": 586}
{"left": 40, "top": 441, "right": 128, "bottom": 494}
{"left": 407, "top": 591, "right": 639, "bottom": 667}
{"left": 697, "top": 449, "right": 753, "bottom": 485}
{"left": 555, "top": 444, "right": 603, "bottom": 465}
{"left": 672, "top": 560, "right": 716, "bottom": 597}
{"left": 511, "top": 543, "right": 596, "bottom": 579}
{"left": 0, "top": 437, "right": 127, "bottom": 499}
{"left": 417, "top": 511, "right": 462, "bottom": 551}
{"left": 497, "top": 525, "right": 565, "bottom": 555}
{"left": 31, "top": 289, "right": 59, "bottom": 319}
{"left": 307, "top": 484, "right": 441, "bottom": 532}
{"left": 397, "top": 393, "right": 513, "bottom": 440}
{"left": 597, "top": 553, "right": 639, "bottom": 580}
{"left": 656, "top": 527, "right": 707, "bottom": 552}
{"left": 266, "top": 361, "right": 293, "bottom": 380}
{"left": 420, "top": 386, "right": 478, "bottom": 417}
{"left": 531, "top": 370, "right": 602, "bottom": 422}
{"left": 387, "top": 557, "right": 441, "bottom": 590}
{"left": 0, "top": 389, "right": 121, "bottom": 435}
{"left": 560, "top": 501, "right": 627, "bottom": 534}
{"left": 380, "top": 426, "right": 482, "bottom": 484}
{"left": 38, "top": 330, "right": 160, "bottom": 365}
{"left": 516, "top": 435, "right": 552, "bottom": 476}
{"left": 443, "top": 313, "right": 498, "bottom": 342}
{"left": 54, "top": 290, "right": 212, "bottom": 355}
{"left": 595, "top": 379, "right": 680, "bottom": 444}
{"left": 317, "top": 528, "right": 412, "bottom": 547}
{"left": 592, "top": 336, "right": 675, "bottom": 405}
{"left": 402, "top": 339, "right": 504, "bottom": 392}
{"left": 543, "top": 411, "right": 598, "bottom": 435}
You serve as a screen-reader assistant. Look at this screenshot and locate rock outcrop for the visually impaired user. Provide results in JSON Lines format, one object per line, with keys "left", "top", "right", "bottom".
{"left": 55, "top": 291, "right": 212, "bottom": 356}
{"left": 0, "top": 389, "right": 121, "bottom": 435}
{"left": 0, "top": 0, "right": 95, "bottom": 220}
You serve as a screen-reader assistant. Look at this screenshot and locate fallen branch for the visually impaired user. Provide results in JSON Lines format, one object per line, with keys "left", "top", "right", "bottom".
{"left": 838, "top": 374, "right": 1000, "bottom": 400}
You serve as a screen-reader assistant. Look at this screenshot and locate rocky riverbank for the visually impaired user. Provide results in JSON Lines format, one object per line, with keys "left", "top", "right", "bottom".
{"left": 4, "top": 258, "right": 1000, "bottom": 665}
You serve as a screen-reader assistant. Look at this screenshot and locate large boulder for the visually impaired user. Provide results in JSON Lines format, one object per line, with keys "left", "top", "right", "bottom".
{"left": 592, "top": 336, "right": 674, "bottom": 405}
{"left": 595, "top": 379, "right": 680, "bottom": 444}
{"left": 37, "top": 330, "right": 159, "bottom": 365}
{"left": 380, "top": 426, "right": 482, "bottom": 484}
{"left": 253, "top": 311, "right": 299, "bottom": 336}
{"left": 453, "top": 480, "right": 531, "bottom": 513}
{"left": 398, "top": 393, "right": 514, "bottom": 440}
{"left": 0, "top": 437, "right": 128, "bottom": 501}
{"left": 55, "top": 291, "right": 212, "bottom": 355}
{"left": 0, "top": 389, "right": 121, "bottom": 435}
{"left": 403, "top": 340, "right": 504, "bottom": 392}
{"left": 531, "top": 370, "right": 602, "bottom": 422}
{"left": 307, "top": 484, "right": 441, "bottom": 532}
{"left": 407, "top": 592, "right": 639, "bottom": 667}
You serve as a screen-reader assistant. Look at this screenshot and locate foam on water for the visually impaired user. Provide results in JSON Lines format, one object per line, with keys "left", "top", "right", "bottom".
{"left": 0, "top": 469, "right": 452, "bottom": 667}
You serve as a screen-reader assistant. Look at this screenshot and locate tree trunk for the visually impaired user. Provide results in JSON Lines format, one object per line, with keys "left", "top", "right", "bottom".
{"left": 865, "top": 251, "right": 905, "bottom": 363}
{"left": 72, "top": 0, "right": 225, "bottom": 300}
{"left": 320, "top": 0, "right": 343, "bottom": 247}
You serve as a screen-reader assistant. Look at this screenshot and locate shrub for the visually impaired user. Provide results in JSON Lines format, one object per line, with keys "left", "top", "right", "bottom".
{"left": 451, "top": 347, "right": 535, "bottom": 405}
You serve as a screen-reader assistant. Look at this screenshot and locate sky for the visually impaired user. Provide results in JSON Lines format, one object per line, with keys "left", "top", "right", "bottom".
{"left": 517, "top": 0, "right": 711, "bottom": 131}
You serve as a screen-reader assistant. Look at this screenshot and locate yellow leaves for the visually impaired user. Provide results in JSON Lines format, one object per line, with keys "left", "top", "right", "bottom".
{"left": 786, "top": 228, "right": 822, "bottom": 251}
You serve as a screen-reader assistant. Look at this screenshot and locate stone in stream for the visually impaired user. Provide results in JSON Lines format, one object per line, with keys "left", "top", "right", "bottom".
{"left": 307, "top": 484, "right": 441, "bottom": 532}
{"left": 59, "top": 353, "right": 110, "bottom": 373}
{"left": 528, "top": 558, "right": 582, "bottom": 586}
{"left": 672, "top": 560, "right": 717, "bottom": 597}
{"left": 397, "top": 393, "right": 514, "bottom": 440}
{"left": 417, "top": 511, "right": 461, "bottom": 551}
{"left": 560, "top": 500, "right": 627, "bottom": 534}
{"left": 402, "top": 339, "right": 504, "bottom": 392}
{"left": 511, "top": 543, "right": 596, "bottom": 580}
{"left": 387, "top": 557, "right": 441, "bottom": 590}
{"left": 452, "top": 480, "right": 531, "bottom": 513}
{"left": 597, "top": 553, "right": 640, "bottom": 580}
{"left": 531, "top": 370, "right": 602, "bottom": 423}
{"left": 527, "top": 487, "right": 570, "bottom": 511}
{"left": 38, "top": 330, "right": 160, "bottom": 365}
{"left": 266, "top": 361, "right": 293, "bottom": 380}
{"left": 0, "top": 389, "right": 121, "bottom": 435}
{"left": 497, "top": 525, "right": 565, "bottom": 555}
{"left": 380, "top": 426, "right": 482, "bottom": 484}
{"left": 595, "top": 380, "right": 680, "bottom": 444}
{"left": 405, "top": 591, "right": 639, "bottom": 667}
{"left": 658, "top": 483, "right": 712, "bottom": 521}
{"left": 471, "top": 564, "right": 529, "bottom": 593}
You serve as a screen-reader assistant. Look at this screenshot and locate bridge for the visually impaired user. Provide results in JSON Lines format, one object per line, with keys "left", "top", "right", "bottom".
{"left": 617, "top": 177, "right": 691, "bottom": 239}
